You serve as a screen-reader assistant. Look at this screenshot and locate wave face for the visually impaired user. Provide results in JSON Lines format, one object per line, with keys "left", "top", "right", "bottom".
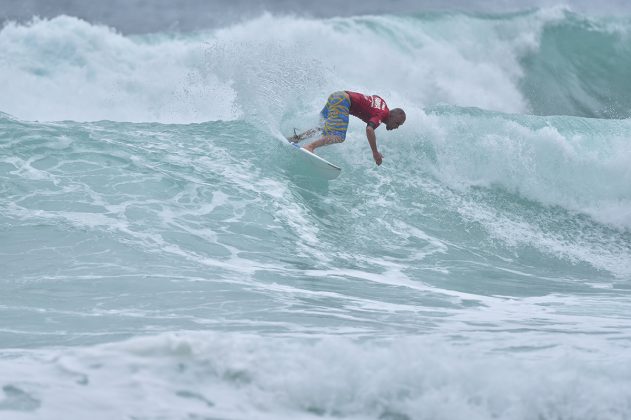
{"left": 520, "top": 11, "right": 631, "bottom": 118}
{"left": 1, "top": 8, "right": 631, "bottom": 420}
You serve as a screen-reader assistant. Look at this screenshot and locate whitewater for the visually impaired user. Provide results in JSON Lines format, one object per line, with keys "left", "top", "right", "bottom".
{"left": 1, "top": 7, "right": 630, "bottom": 420}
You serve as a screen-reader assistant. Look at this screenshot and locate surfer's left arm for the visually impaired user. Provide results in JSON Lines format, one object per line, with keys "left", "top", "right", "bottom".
{"left": 366, "top": 124, "right": 383, "bottom": 166}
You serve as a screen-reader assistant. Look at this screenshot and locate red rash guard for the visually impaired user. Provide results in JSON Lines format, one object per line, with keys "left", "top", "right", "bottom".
{"left": 346, "top": 91, "right": 390, "bottom": 129}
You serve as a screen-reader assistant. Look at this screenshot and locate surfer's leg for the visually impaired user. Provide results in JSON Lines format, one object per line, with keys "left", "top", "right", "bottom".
{"left": 303, "top": 135, "right": 343, "bottom": 153}
{"left": 289, "top": 127, "right": 321, "bottom": 143}
{"left": 306, "top": 92, "right": 349, "bottom": 152}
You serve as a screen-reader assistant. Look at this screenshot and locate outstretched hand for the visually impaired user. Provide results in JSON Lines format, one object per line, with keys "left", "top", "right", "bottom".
{"left": 373, "top": 151, "right": 383, "bottom": 166}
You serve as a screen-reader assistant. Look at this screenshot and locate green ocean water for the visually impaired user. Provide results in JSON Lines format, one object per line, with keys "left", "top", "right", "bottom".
{"left": 1, "top": 8, "right": 630, "bottom": 420}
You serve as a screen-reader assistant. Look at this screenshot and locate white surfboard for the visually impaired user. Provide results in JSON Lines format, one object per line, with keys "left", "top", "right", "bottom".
{"left": 289, "top": 142, "right": 341, "bottom": 180}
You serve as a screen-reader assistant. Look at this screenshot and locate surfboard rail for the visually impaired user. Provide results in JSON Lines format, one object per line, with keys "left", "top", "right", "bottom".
{"left": 288, "top": 141, "right": 341, "bottom": 180}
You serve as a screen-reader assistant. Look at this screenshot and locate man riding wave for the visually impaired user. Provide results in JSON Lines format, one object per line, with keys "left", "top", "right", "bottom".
{"left": 289, "top": 91, "right": 406, "bottom": 166}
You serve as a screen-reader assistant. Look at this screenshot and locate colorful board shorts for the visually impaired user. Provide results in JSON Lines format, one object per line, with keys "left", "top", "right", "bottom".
{"left": 320, "top": 91, "right": 350, "bottom": 141}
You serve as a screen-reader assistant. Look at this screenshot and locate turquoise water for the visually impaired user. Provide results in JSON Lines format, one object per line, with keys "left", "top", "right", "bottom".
{"left": 1, "top": 8, "right": 631, "bottom": 420}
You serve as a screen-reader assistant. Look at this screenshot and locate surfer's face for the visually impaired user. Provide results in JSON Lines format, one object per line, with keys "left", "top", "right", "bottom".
{"left": 386, "top": 121, "right": 401, "bottom": 130}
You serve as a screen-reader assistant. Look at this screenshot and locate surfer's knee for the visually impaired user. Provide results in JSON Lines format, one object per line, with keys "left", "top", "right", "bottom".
{"left": 325, "top": 135, "right": 344, "bottom": 145}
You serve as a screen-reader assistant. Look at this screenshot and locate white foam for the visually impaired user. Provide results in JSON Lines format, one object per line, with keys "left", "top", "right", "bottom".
{"left": 0, "top": 10, "right": 562, "bottom": 123}
{"left": 1, "top": 331, "right": 630, "bottom": 419}
{"left": 0, "top": 16, "right": 238, "bottom": 122}
{"left": 415, "top": 107, "right": 631, "bottom": 230}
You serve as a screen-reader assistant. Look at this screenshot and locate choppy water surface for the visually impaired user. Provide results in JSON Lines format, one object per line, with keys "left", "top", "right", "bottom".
{"left": 1, "top": 7, "right": 630, "bottom": 419}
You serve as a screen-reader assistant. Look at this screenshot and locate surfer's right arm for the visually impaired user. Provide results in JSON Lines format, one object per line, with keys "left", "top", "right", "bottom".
{"left": 366, "top": 125, "right": 383, "bottom": 166}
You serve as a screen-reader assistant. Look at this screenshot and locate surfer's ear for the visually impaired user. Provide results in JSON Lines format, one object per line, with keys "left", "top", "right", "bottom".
{"left": 392, "top": 108, "right": 406, "bottom": 124}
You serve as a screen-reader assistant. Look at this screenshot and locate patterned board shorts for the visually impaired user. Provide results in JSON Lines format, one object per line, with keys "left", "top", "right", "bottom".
{"left": 320, "top": 91, "right": 350, "bottom": 141}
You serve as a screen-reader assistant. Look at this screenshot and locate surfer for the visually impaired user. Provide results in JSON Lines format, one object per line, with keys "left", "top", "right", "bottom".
{"left": 289, "top": 91, "right": 406, "bottom": 166}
